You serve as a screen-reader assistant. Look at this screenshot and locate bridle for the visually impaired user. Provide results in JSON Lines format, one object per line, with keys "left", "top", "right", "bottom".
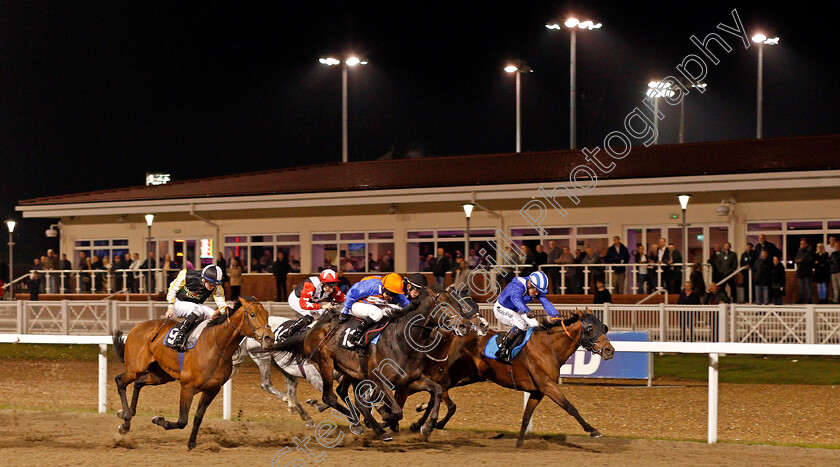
{"left": 213, "top": 301, "right": 271, "bottom": 359}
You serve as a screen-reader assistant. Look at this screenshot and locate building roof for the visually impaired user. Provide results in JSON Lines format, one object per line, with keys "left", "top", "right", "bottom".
{"left": 20, "top": 135, "right": 840, "bottom": 206}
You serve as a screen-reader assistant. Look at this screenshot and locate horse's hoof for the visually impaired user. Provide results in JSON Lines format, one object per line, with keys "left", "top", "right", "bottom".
{"left": 589, "top": 430, "right": 602, "bottom": 438}
{"left": 380, "top": 433, "right": 393, "bottom": 442}
{"left": 188, "top": 441, "right": 196, "bottom": 450}
{"left": 305, "top": 399, "right": 318, "bottom": 407}
{"left": 350, "top": 424, "right": 364, "bottom": 436}
{"left": 415, "top": 403, "right": 427, "bottom": 413}
{"left": 152, "top": 416, "right": 164, "bottom": 426}
{"left": 434, "top": 422, "right": 447, "bottom": 430}
{"left": 389, "top": 422, "right": 400, "bottom": 433}
{"left": 117, "top": 410, "right": 124, "bottom": 419}
{"left": 420, "top": 424, "right": 432, "bottom": 437}
{"left": 117, "top": 424, "right": 129, "bottom": 435}
{"left": 409, "top": 422, "right": 421, "bottom": 432}
{"left": 305, "top": 419, "right": 316, "bottom": 428}
{"left": 515, "top": 439, "right": 524, "bottom": 448}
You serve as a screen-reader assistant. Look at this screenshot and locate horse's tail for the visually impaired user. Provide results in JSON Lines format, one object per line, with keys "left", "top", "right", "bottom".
{"left": 112, "top": 330, "right": 125, "bottom": 362}
{"left": 272, "top": 331, "right": 308, "bottom": 366}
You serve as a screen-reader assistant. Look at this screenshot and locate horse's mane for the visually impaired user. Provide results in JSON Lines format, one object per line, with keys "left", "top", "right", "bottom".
{"left": 540, "top": 313, "right": 580, "bottom": 331}
{"left": 205, "top": 296, "right": 255, "bottom": 327}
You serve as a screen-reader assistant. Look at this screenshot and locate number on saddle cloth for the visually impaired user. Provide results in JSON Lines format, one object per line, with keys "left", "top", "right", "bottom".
{"left": 482, "top": 328, "right": 535, "bottom": 361}
{"left": 164, "top": 320, "right": 211, "bottom": 350}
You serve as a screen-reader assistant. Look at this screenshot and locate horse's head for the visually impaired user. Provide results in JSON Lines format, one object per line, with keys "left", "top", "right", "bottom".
{"left": 446, "top": 286, "right": 489, "bottom": 336}
{"left": 427, "top": 287, "right": 473, "bottom": 337}
{"left": 577, "top": 308, "right": 614, "bottom": 360}
{"left": 232, "top": 296, "right": 274, "bottom": 349}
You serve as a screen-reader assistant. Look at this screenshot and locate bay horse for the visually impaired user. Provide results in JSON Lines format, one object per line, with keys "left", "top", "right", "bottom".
{"left": 112, "top": 296, "right": 273, "bottom": 449}
{"left": 273, "top": 287, "right": 469, "bottom": 440}
{"left": 404, "top": 308, "right": 614, "bottom": 447}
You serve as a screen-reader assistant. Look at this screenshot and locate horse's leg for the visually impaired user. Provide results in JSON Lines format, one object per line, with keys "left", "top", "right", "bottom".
{"left": 302, "top": 361, "right": 330, "bottom": 412}
{"left": 115, "top": 371, "right": 143, "bottom": 434}
{"left": 540, "top": 380, "right": 600, "bottom": 437}
{"left": 516, "top": 392, "right": 544, "bottom": 447}
{"left": 152, "top": 383, "right": 197, "bottom": 431}
{"left": 351, "top": 382, "right": 392, "bottom": 442}
{"left": 254, "top": 354, "right": 287, "bottom": 402}
{"left": 414, "top": 376, "right": 443, "bottom": 437}
{"left": 119, "top": 367, "right": 173, "bottom": 434}
{"left": 284, "top": 372, "right": 315, "bottom": 427}
{"left": 434, "top": 388, "right": 457, "bottom": 430}
{"left": 186, "top": 387, "right": 220, "bottom": 450}
{"left": 318, "top": 360, "right": 362, "bottom": 434}
{"left": 407, "top": 386, "right": 432, "bottom": 432}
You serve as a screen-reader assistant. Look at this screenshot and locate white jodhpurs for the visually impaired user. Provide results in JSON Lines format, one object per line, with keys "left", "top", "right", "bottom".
{"left": 288, "top": 292, "right": 321, "bottom": 317}
{"left": 493, "top": 301, "right": 539, "bottom": 331}
{"left": 173, "top": 300, "right": 216, "bottom": 320}
{"left": 348, "top": 301, "right": 399, "bottom": 322}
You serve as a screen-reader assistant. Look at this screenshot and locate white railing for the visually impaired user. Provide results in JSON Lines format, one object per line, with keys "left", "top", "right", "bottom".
{"left": 537, "top": 262, "right": 713, "bottom": 295}
{"left": 6, "top": 268, "right": 170, "bottom": 297}
{"left": 3, "top": 332, "right": 838, "bottom": 444}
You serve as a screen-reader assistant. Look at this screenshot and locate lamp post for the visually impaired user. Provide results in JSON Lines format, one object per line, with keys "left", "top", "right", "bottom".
{"left": 5, "top": 220, "right": 15, "bottom": 299}
{"left": 546, "top": 18, "right": 601, "bottom": 150}
{"left": 145, "top": 214, "right": 154, "bottom": 298}
{"left": 504, "top": 61, "right": 532, "bottom": 153}
{"left": 678, "top": 195, "right": 691, "bottom": 286}
{"left": 751, "top": 34, "right": 779, "bottom": 139}
{"left": 462, "top": 203, "right": 474, "bottom": 266}
{"left": 319, "top": 55, "right": 368, "bottom": 163}
{"left": 647, "top": 81, "right": 675, "bottom": 145}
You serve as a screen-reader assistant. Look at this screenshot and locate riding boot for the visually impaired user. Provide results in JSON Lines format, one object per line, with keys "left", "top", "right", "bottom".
{"left": 348, "top": 317, "right": 377, "bottom": 349}
{"left": 277, "top": 314, "right": 314, "bottom": 341}
{"left": 495, "top": 327, "right": 522, "bottom": 363}
{"left": 172, "top": 313, "right": 201, "bottom": 351}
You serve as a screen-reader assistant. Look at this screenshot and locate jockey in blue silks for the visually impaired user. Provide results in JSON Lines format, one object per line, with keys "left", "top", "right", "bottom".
{"left": 338, "top": 273, "right": 410, "bottom": 349}
{"left": 493, "top": 271, "right": 558, "bottom": 363}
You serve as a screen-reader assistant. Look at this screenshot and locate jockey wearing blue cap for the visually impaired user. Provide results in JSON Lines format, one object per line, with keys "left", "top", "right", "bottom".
{"left": 493, "top": 270, "right": 558, "bottom": 363}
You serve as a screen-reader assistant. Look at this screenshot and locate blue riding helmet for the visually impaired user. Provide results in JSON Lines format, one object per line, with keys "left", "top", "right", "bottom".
{"left": 528, "top": 271, "right": 549, "bottom": 294}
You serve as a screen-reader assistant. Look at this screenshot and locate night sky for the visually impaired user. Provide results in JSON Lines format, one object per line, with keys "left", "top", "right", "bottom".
{"left": 1, "top": 1, "right": 838, "bottom": 266}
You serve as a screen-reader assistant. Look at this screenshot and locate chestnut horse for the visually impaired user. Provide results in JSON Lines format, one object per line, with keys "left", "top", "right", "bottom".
{"left": 112, "top": 296, "right": 274, "bottom": 449}
{"left": 402, "top": 308, "right": 615, "bottom": 447}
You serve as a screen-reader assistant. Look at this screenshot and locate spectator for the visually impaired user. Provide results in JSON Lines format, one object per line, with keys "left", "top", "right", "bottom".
{"left": 417, "top": 255, "right": 428, "bottom": 273}
{"left": 290, "top": 258, "right": 301, "bottom": 273}
{"left": 678, "top": 280, "right": 702, "bottom": 342}
{"left": 216, "top": 252, "right": 228, "bottom": 286}
{"left": 718, "top": 242, "right": 738, "bottom": 298}
{"left": 336, "top": 268, "right": 351, "bottom": 294}
{"left": 342, "top": 256, "right": 356, "bottom": 272}
{"left": 184, "top": 258, "right": 195, "bottom": 270}
{"left": 690, "top": 262, "right": 706, "bottom": 296}
{"left": 592, "top": 278, "right": 611, "bottom": 304}
{"left": 368, "top": 253, "right": 376, "bottom": 272}
{"left": 755, "top": 233, "right": 781, "bottom": 259}
{"left": 140, "top": 252, "right": 156, "bottom": 293}
{"left": 794, "top": 238, "right": 814, "bottom": 304}
{"left": 814, "top": 243, "right": 830, "bottom": 304}
{"left": 753, "top": 250, "right": 772, "bottom": 305}
{"left": 648, "top": 245, "right": 660, "bottom": 292}
{"left": 581, "top": 245, "right": 602, "bottom": 291}
{"left": 708, "top": 244, "right": 722, "bottom": 285}
{"left": 468, "top": 248, "right": 480, "bottom": 269}
{"left": 45, "top": 249, "right": 59, "bottom": 294}
{"left": 273, "top": 251, "right": 291, "bottom": 302}
{"left": 826, "top": 236, "right": 838, "bottom": 255}
{"left": 831, "top": 247, "right": 840, "bottom": 304}
{"left": 655, "top": 238, "right": 671, "bottom": 292}
{"left": 546, "top": 240, "right": 563, "bottom": 294}
{"left": 533, "top": 244, "right": 548, "bottom": 270}
{"left": 432, "top": 247, "right": 450, "bottom": 288}
{"left": 28, "top": 271, "right": 41, "bottom": 301}
{"left": 228, "top": 256, "right": 243, "bottom": 301}
{"left": 250, "top": 257, "right": 263, "bottom": 273}
{"left": 129, "top": 253, "right": 142, "bottom": 293}
{"left": 520, "top": 245, "right": 535, "bottom": 276}
{"left": 59, "top": 253, "right": 72, "bottom": 293}
{"left": 378, "top": 253, "right": 393, "bottom": 273}
{"left": 162, "top": 254, "right": 177, "bottom": 284}
{"left": 770, "top": 255, "right": 786, "bottom": 305}
{"left": 102, "top": 256, "right": 114, "bottom": 292}
{"left": 452, "top": 258, "right": 470, "bottom": 292}
{"left": 739, "top": 243, "right": 756, "bottom": 303}
{"left": 666, "top": 243, "right": 683, "bottom": 294}
{"left": 603, "top": 236, "right": 630, "bottom": 294}
{"left": 703, "top": 282, "right": 731, "bottom": 305}
{"left": 112, "top": 254, "right": 125, "bottom": 293}
{"left": 80, "top": 257, "right": 94, "bottom": 293}
{"left": 558, "top": 246, "right": 578, "bottom": 294}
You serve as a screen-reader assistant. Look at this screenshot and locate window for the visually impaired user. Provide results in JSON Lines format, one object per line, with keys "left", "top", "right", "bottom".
{"left": 747, "top": 220, "right": 839, "bottom": 269}
{"left": 510, "top": 226, "right": 608, "bottom": 262}
{"left": 406, "top": 229, "right": 496, "bottom": 271}
{"left": 74, "top": 239, "right": 129, "bottom": 268}
{"left": 313, "top": 232, "right": 394, "bottom": 273}
{"left": 224, "top": 234, "right": 301, "bottom": 273}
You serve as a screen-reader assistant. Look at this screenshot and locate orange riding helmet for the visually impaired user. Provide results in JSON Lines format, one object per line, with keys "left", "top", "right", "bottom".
{"left": 381, "top": 273, "right": 405, "bottom": 295}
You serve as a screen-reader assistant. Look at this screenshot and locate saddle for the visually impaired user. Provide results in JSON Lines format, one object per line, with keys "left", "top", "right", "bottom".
{"left": 163, "top": 320, "right": 211, "bottom": 351}
{"left": 362, "top": 320, "right": 390, "bottom": 346}
{"left": 483, "top": 328, "right": 535, "bottom": 361}
{"left": 273, "top": 320, "right": 296, "bottom": 340}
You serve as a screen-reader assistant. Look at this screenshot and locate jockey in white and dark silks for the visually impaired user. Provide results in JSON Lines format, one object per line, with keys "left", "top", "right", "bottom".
{"left": 165, "top": 265, "right": 227, "bottom": 350}
{"left": 276, "top": 269, "right": 346, "bottom": 341}
{"left": 403, "top": 273, "right": 428, "bottom": 310}
{"left": 493, "top": 271, "right": 558, "bottom": 363}
{"left": 338, "top": 273, "right": 410, "bottom": 349}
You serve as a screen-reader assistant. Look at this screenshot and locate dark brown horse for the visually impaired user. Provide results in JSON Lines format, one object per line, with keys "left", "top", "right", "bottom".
{"left": 112, "top": 296, "right": 273, "bottom": 449}
{"left": 274, "top": 287, "right": 469, "bottom": 440}
{"left": 402, "top": 308, "right": 614, "bottom": 447}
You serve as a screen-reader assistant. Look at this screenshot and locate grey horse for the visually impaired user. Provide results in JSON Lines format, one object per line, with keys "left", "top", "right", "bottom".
{"left": 231, "top": 315, "right": 329, "bottom": 427}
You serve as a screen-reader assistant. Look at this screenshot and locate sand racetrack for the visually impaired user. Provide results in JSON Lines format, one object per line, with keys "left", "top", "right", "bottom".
{"left": 1, "top": 358, "right": 839, "bottom": 466}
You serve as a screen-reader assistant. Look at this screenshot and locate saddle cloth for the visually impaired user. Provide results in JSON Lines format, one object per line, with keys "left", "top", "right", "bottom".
{"left": 163, "top": 320, "right": 211, "bottom": 351}
{"left": 482, "top": 327, "right": 535, "bottom": 361}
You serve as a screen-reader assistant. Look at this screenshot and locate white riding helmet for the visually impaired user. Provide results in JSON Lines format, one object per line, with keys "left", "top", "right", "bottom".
{"left": 201, "top": 265, "right": 223, "bottom": 285}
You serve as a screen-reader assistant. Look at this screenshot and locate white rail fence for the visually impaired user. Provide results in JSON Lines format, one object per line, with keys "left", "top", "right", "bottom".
{"left": 2, "top": 300, "right": 840, "bottom": 344}
{"left": 2, "top": 332, "right": 837, "bottom": 444}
